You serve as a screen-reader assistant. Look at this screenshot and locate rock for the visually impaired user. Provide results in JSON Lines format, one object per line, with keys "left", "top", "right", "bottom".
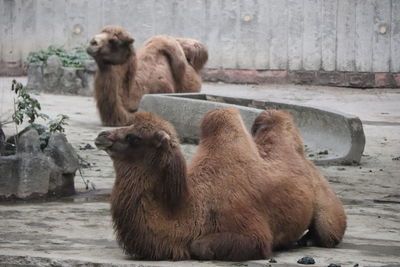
{"left": 0, "top": 129, "right": 78, "bottom": 199}
{"left": 47, "top": 162, "right": 64, "bottom": 194}
{"left": 0, "top": 125, "right": 5, "bottom": 155}
{"left": 328, "top": 264, "right": 341, "bottom": 267}
{"left": 318, "top": 150, "right": 329, "bottom": 155}
{"left": 16, "top": 129, "right": 41, "bottom": 154}
{"left": 45, "top": 133, "right": 79, "bottom": 174}
{"left": 15, "top": 130, "right": 51, "bottom": 198}
{"left": 79, "top": 70, "right": 95, "bottom": 96}
{"left": 45, "top": 133, "right": 78, "bottom": 196}
{"left": 269, "top": 258, "right": 277, "bottom": 263}
{"left": 0, "top": 130, "right": 52, "bottom": 198}
{"left": 47, "top": 162, "right": 75, "bottom": 196}
{"left": 26, "top": 63, "right": 44, "bottom": 89}
{"left": 79, "top": 143, "right": 95, "bottom": 150}
{"left": 27, "top": 57, "right": 95, "bottom": 96}
{"left": 83, "top": 59, "right": 97, "bottom": 73}
{"left": 297, "top": 256, "right": 316, "bottom": 265}
{"left": 43, "top": 55, "right": 63, "bottom": 92}
{"left": 60, "top": 67, "right": 84, "bottom": 94}
{"left": 0, "top": 155, "right": 19, "bottom": 198}
{"left": 17, "top": 153, "right": 51, "bottom": 198}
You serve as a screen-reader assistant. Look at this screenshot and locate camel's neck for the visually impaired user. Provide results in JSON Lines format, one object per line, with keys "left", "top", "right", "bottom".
{"left": 111, "top": 159, "right": 194, "bottom": 259}
{"left": 96, "top": 54, "right": 137, "bottom": 95}
{"left": 112, "top": 150, "right": 190, "bottom": 216}
{"left": 112, "top": 162, "right": 154, "bottom": 202}
{"left": 94, "top": 54, "right": 137, "bottom": 126}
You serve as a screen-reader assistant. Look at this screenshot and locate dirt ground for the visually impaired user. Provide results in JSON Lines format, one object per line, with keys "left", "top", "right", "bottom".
{"left": 0, "top": 77, "right": 399, "bottom": 267}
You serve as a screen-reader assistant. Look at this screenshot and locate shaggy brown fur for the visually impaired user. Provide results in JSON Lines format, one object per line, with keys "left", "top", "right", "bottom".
{"left": 251, "top": 110, "right": 347, "bottom": 248}
{"left": 87, "top": 25, "right": 208, "bottom": 126}
{"left": 94, "top": 108, "right": 346, "bottom": 261}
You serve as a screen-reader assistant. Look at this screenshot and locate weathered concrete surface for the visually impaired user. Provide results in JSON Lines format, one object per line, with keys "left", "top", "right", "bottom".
{"left": 1, "top": 0, "right": 400, "bottom": 73}
{"left": 0, "top": 77, "right": 400, "bottom": 266}
{"left": 139, "top": 93, "right": 365, "bottom": 165}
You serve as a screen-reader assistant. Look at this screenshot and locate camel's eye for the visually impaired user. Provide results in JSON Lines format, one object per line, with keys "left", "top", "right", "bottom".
{"left": 126, "top": 134, "right": 142, "bottom": 145}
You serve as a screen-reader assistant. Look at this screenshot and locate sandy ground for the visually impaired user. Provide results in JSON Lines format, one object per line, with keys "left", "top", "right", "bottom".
{"left": 0, "top": 77, "right": 399, "bottom": 267}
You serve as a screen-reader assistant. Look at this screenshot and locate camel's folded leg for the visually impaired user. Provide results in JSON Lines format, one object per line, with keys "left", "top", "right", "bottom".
{"left": 304, "top": 181, "right": 347, "bottom": 248}
{"left": 176, "top": 38, "right": 208, "bottom": 72}
{"left": 189, "top": 232, "right": 271, "bottom": 261}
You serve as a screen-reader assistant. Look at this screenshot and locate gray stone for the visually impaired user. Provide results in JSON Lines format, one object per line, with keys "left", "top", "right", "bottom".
{"left": 42, "top": 55, "right": 63, "bottom": 92}
{"left": 47, "top": 162, "right": 64, "bottom": 193}
{"left": 45, "top": 133, "right": 79, "bottom": 174}
{"left": 77, "top": 68, "right": 94, "bottom": 96}
{"left": 47, "top": 161, "right": 75, "bottom": 197}
{"left": 17, "top": 153, "right": 51, "bottom": 198}
{"left": 26, "top": 63, "right": 44, "bottom": 89}
{"left": 0, "top": 155, "right": 19, "bottom": 198}
{"left": 139, "top": 93, "right": 366, "bottom": 165}
{"left": 60, "top": 67, "right": 84, "bottom": 94}
{"left": 16, "top": 129, "right": 41, "bottom": 154}
{"left": 26, "top": 58, "right": 95, "bottom": 96}
{"left": 0, "top": 129, "right": 78, "bottom": 199}
{"left": 0, "top": 125, "right": 5, "bottom": 156}
{"left": 83, "top": 59, "right": 97, "bottom": 73}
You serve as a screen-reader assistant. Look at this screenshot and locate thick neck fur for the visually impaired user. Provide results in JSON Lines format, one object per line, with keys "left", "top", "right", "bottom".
{"left": 94, "top": 53, "right": 138, "bottom": 126}
{"left": 110, "top": 148, "right": 191, "bottom": 259}
{"left": 111, "top": 145, "right": 189, "bottom": 216}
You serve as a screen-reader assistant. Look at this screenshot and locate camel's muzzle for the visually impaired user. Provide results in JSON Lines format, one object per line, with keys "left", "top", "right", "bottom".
{"left": 95, "top": 131, "right": 113, "bottom": 150}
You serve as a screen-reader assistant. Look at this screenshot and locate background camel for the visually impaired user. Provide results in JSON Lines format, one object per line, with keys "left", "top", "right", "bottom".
{"left": 94, "top": 108, "right": 346, "bottom": 261}
{"left": 87, "top": 25, "right": 208, "bottom": 126}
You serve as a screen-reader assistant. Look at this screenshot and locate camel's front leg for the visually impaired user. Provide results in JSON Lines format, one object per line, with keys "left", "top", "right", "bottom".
{"left": 189, "top": 232, "right": 271, "bottom": 261}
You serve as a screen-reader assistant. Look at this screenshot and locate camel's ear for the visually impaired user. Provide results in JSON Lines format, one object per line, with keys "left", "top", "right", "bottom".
{"left": 113, "top": 32, "right": 134, "bottom": 45}
{"left": 251, "top": 121, "right": 265, "bottom": 136}
{"left": 124, "top": 36, "right": 134, "bottom": 45}
{"left": 119, "top": 32, "right": 134, "bottom": 45}
{"left": 159, "top": 147, "right": 188, "bottom": 212}
{"left": 153, "top": 130, "right": 171, "bottom": 148}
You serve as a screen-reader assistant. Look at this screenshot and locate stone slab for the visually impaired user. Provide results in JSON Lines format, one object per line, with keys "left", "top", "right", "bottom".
{"left": 139, "top": 94, "right": 366, "bottom": 165}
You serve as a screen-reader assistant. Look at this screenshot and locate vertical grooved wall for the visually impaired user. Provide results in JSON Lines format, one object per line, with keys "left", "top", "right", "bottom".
{"left": 1, "top": 0, "right": 399, "bottom": 72}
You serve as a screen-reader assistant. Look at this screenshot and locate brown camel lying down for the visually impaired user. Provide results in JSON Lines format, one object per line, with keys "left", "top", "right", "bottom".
{"left": 87, "top": 25, "right": 208, "bottom": 126}
{"left": 95, "top": 108, "right": 346, "bottom": 261}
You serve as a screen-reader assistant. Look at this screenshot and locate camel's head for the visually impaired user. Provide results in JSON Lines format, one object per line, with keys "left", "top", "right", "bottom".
{"left": 251, "top": 110, "right": 304, "bottom": 154}
{"left": 87, "top": 25, "right": 135, "bottom": 65}
{"left": 95, "top": 112, "right": 188, "bottom": 210}
{"left": 95, "top": 112, "right": 179, "bottom": 162}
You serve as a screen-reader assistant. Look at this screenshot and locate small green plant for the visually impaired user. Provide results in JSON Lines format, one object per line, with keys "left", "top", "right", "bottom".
{"left": 48, "top": 114, "right": 69, "bottom": 134}
{"left": 11, "top": 80, "right": 69, "bottom": 149}
{"left": 11, "top": 80, "right": 49, "bottom": 124}
{"left": 26, "top": 46, "right": 90, "bottom": 67}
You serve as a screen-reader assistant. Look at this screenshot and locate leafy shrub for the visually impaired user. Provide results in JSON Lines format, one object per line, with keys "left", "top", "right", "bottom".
{"left": 26, "top": 46, "right": 90, "bottom": 68}
{"left": 11, "top": 80, "right": 69, "bottom": 150}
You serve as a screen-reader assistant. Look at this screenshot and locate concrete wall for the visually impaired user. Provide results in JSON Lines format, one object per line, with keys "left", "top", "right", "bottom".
{"left": 1, "top": 0, "right": 400, "bottom": 73}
